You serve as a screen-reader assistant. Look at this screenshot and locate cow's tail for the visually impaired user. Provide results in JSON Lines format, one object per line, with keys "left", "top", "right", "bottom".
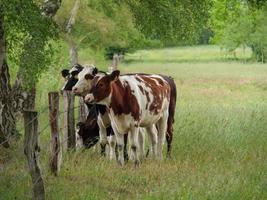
{"left": 162, "top": 75, "right": 177, "bottom": 158}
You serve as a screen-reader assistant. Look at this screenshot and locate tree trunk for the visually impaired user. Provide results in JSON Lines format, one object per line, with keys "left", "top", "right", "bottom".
{"left": 0, "top": 0, "right": 61, "bottom": 148}
{"left": 23, "top": 111, "right": 45, "bottom": 200}
{"left": 66, "top": 0, "right": 80, "bottom": 34}
{"left": 70, "top": 42, "right": 78, "bottom": 65}
{"left": 67, "top": 0, "right": 80, "bottom": 65}
{"left": 42, "top": 0, "right": 62, "bottom": 17}
{"left": 0, "top": 12, "right": 18, "bottom": 147}
{"left": 23, "top": 87, "right": 36, "bottom": 111}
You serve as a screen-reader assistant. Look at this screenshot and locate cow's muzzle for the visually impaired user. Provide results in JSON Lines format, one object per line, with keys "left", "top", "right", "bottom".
{"left": 84, "top": 93, "right": 95, "bottom": 103}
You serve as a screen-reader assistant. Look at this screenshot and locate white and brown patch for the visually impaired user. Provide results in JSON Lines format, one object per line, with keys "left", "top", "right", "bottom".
{"left": 72, "top": 65, "right": 99, "bottom": 96}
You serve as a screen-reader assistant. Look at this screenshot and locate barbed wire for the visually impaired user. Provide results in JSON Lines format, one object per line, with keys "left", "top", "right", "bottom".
{"left": 2, "top": 109, "right": 95, "bottom": 198}
{"left": 0, "top": 94, "right": 83, "bottom": 147}
{"left": 0, "top": 105, "right": 50, "bottom": 147}
{"left": 1, "top": 93, "right": 101, "bottom": 198}
{"left": 30, "top": 126, "right": 97, "bottom": 194}
{"left": 0, "top": 94, "right": 62, "bottom": 146}
{"left": 21, "top": 125, "right": 70, "bottom": 199}
{"left": 0, "top": 92, "right": 102, "bottom": 198}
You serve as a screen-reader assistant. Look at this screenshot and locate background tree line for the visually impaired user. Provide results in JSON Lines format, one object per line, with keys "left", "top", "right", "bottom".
{"left": 211, "top": 0, "right": 267, "bottom": 62}
{"left": 0, "top": 0, "right": 266, "bottom": 146}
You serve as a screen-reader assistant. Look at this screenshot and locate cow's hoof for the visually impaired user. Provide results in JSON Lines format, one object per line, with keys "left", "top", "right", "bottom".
{"left": 166, "top": 153, "right": 171, "bottom": 159}
{"left": 117, "top": 159, "right": 124, "bottom": 167}
{"left": 134, "top": 160, "right": 140, "bottom": 168}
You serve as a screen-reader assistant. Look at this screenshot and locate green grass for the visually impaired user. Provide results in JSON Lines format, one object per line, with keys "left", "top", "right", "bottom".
{"left": 125, "top": 45, "right": 252, "bottom": 63}
{"left": 1, "top": 45, "right": 267, "bottom": 200}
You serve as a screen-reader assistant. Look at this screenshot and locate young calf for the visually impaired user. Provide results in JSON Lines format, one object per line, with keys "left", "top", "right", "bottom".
{"left": 84, "top": 70, "right": 171, "bottom": 166}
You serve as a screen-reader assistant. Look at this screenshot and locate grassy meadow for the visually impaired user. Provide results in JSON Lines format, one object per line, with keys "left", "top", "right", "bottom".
{"left": 1, "top": 45, "right": 267, "bottom": 200}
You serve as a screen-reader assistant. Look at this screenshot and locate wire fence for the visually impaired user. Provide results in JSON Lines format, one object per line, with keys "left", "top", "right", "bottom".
{"left": 0, "top": 92, "right": 88, "bottom": 198}
{"left": 0, "top": 94, "right": 82, "bottom": 147}
{"left": 0, "top": 105, "right": 51, "bottom": 147}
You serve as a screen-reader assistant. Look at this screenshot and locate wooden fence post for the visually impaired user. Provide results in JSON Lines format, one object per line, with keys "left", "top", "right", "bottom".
{"left": 48, "top": 92, "right": 61, "bottom": 176}
{"left": 109, "top": 53, "right": 123, "bottom": 73}
{"left": 23, "top": 111, "right": 45, "bottom": 200}
{"left": 78, "top": 97, "right": 87, "bottom": 122}
{"left": 62, "top": 91, "right": 76, "bottom": 150}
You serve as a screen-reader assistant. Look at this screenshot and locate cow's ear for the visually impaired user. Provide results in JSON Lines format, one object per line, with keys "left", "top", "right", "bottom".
{"left": 84, "top": 73, "right": 94, "bottom": 80}
{"left": 61, "top": 69, "right": 69, "bottom": 78}
{"left": 110, "top": 70, "right": 120, "bottom": 81}
{"left": 76, "top": 122, "right": 84, "bottom": 129}
{"left": 92, "top": 67, "right": 98, "bottom": 75}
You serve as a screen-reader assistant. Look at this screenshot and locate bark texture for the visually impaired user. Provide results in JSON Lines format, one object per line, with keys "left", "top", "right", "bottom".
{"left": 67, "top": 0, "right": 80, "bottom": 65}
{"left": 24, "top": 111, "right": 45, "bottom": 200}
{"left": 0, "top": 12, "right": 19, "bottom": 147}
{"left": 42, "top": 0, "right": 62, "bottom": 17}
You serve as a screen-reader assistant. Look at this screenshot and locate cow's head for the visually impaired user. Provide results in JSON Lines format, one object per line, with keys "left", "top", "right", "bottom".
{"left": 61, "top": 63, "right": 98, "bottom": 92}
{"left": 61, "top": 63, "right": 84, "bottom": 91}
{"left": 76, "top": 120, "right": 99, "bottom": 148}
{"left": 72, "top": 65, "right": 103, "bottom": 97}
{"left": 84, "top": 70, "right": 120, "bottom": 104}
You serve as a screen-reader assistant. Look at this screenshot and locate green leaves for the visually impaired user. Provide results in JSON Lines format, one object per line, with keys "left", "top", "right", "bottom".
{"left": 126, "top": 0, "right": 212, "bottom": 45}
{"left": 55, "top": 0, "right": 144, "bottom": 53}
{"left": 210, "top": 0, "right": 267, "bottom": 62}
{"left": 2, "top": 0, "right": 58, "bottom": 88}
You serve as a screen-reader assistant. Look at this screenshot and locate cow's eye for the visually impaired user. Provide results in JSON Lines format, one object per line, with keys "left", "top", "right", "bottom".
{"left": 71, "top": 71, "right": 79, "bottom": 76}
{"left": 98, "top": 83, "right": 104, "bottom": 88}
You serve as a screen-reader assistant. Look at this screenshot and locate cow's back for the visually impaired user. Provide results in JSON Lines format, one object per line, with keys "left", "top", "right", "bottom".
{"left": 111, "top": 75, "right": 170, "bottom": 128}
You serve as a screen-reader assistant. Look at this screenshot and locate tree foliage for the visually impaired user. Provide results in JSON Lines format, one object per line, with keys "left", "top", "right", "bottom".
{"left": 211, "top": 0, "right": 267, "bottom": 62}
{"left": 1, "top": 0, "right": 58, "bottom": 88}
{"left": 55, "top": 0, "right": 144, "bottom": 56}
{"left": 126, "top": 0, "right": 212, "bottom": 45}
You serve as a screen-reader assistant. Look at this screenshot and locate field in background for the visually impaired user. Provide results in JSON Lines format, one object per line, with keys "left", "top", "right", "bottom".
{"left": 1, "top": 46, "right": 267, "bottom": 200}
{"left": 125, "top": 45, "right": 252, "bottom": 63}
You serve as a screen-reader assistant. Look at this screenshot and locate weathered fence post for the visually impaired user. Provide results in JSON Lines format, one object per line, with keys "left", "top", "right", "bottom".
{"left": 48, "top": 92, "right": 62, "bottom": 176}
{"left": 112, "top": 53, "right": 119, "bottom": 72}
{"left": 78, "top": 97, "right": 87, "bottom": 122}
{"left": 62, "top": 91, "right": 76, "bottom": 150}
{"left": 109, "top": 53, "right": 123, "bottom": 73}
{"left": 23, "top": 111, "right": 45, "bottom": 200}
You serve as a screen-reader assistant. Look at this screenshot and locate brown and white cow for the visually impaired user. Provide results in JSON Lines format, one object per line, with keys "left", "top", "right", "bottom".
{"left": 61, "top": 64, "right": 121, "bottom": 160}
{"left": 84, "top": 70, "right": 171, "bottom": 166}
{"left": 72, "top": 65, "right": 177, "bottom": 159}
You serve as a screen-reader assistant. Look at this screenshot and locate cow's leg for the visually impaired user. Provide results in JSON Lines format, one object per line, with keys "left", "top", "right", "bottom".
{"left": 108, "top": 134, "right": 116, "bottom": 160}
{"left": 75, "top": 129, "right": 84, "bottom": 149}
{"left": 114, "top": 134, "right": 128, "bottom": 162}
{"left": 129, "top": 126, "right": 140, "bottom": 167}
{"left": 129, "top": 130, "right": 144, "bottom": 160}
{"left": 123, "top": 134, "right": 129, "bottom": 162}
{"left": 157, "top": 111, "right": 168, "bottom": 160}
{"left": 128, "top": 131, "right": 134, "bottom": 161}
{"left": 97, "top": 117, "right": 108, "bottom": 156}
{"left": 116, "top": 134, "right": 125, "bottom": 166}
{"left": 145, "top": 125, "right": 158, "bottom": 158}
{"left": 138, "top": 128, "right": 146, "bottom": 160}
{"left": 111, "top": 125, "right": 125, "bottom": 166}
{"left": 166, "top": 131, "right": 173, "bottom": 159}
